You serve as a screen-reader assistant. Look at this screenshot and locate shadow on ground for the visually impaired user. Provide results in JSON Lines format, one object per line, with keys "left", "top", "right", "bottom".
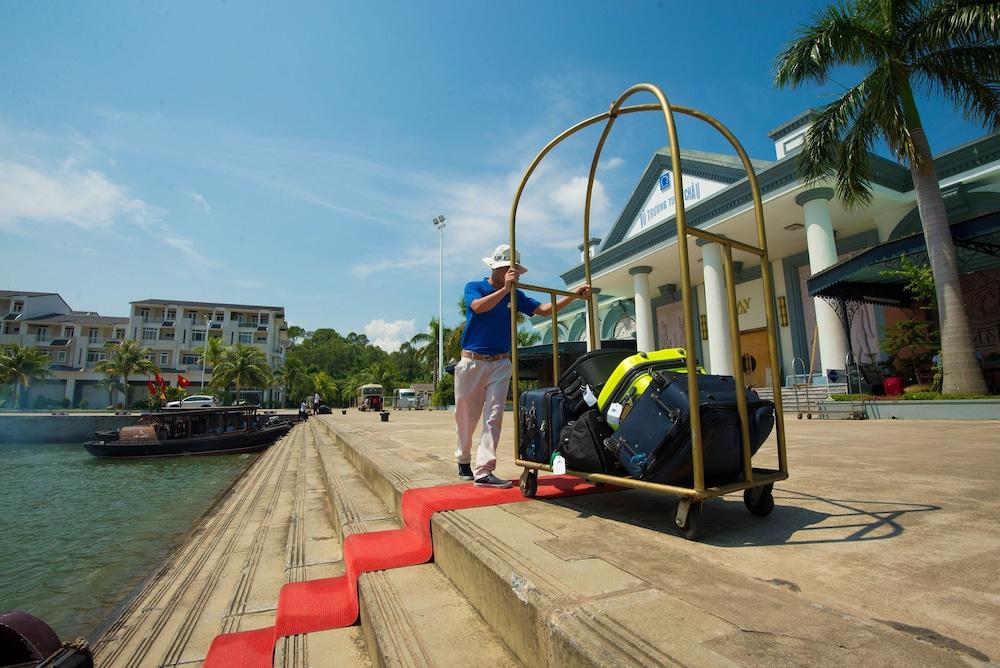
{"left": 542, "top": 486, "right": 941, "bottom": 547}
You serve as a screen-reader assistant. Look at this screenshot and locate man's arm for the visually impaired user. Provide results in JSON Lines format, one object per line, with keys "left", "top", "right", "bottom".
{"left": 533, "top": 285, "right": 591, "bottom": 316}
{"left": 469, "top": 269, "right": 518, "bottom": 313}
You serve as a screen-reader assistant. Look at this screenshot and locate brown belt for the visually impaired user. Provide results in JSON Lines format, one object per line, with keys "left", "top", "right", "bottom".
{"left": 461, "top": 350, "right": 509, "bottom": 361}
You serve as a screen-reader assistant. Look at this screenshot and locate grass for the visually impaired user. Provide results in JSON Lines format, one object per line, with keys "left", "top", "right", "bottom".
{"left": 829, "top": 392, "right": 995, "bottom": 401}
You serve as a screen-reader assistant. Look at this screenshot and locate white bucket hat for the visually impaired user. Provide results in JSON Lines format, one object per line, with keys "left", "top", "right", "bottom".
{"left": 483, "top": 244, "right": 527, "bottom": 274}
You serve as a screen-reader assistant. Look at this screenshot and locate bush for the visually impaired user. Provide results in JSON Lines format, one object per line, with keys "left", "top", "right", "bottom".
{"left": 32, "top": 395, "right": 52, "bottom": 409}
{"left": 59, "top": 397, "right": 71, "bottom": 409}
{"left": 901, "top": 391, "right": 992, "bottom": 401}
{"left": 432, "top": 375, "right": 454, "bottom": 408}
{"left": 829, "top": 393, "right": 872, "bottom": 402}
{"left": 78, "top": 399, "right": 90, "bottom": 409}
{"left": 903, "top": 384, "right": 932, "bottom": 394}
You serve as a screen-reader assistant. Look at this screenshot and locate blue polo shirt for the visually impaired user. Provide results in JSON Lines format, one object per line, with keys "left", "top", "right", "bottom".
{"left": 461, "top": 278, "right": 541, "bottom": 355}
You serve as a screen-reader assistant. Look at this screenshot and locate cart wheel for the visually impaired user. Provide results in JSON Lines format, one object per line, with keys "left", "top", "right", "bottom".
{"left": 797, "top": 413, "right": 803, "bottom": 420}
{"left": 744, "top": 484, "right": 775, "bottom": 517}
{"left": 519, "top": 469, "right": 538, "bottom": 498}
{"left": 674, "top": 501, "right": 701, "bottom": 540}
{"left": 806, "top": 413, "right": 812, "bottom": 420}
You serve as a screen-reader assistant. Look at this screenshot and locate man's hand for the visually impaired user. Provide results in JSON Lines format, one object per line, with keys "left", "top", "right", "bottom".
{"left": 503, "top": 268, "right": 518, "bottom": 292}
{"left": 575, "top": 284, "right": 592, "bottom": 298}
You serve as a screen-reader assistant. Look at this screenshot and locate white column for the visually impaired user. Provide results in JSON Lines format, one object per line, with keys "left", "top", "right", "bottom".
{"left": 797, "top": 188, "right": 849, "bottom": 375}
{"left": 700, "top": 242, "right": 733, "bottom": 375}
{"left": 64, "top": 377, "right": 76, "bottom": 404}
{"left": 629, "top": 266, "right": 654, "bottom": 353}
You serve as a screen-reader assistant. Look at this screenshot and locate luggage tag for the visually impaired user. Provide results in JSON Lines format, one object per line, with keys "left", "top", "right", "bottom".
{"left": 551, "top": 452, "right": 566, "bottom": 475}
{"left": 582, "top": 384, "right": 598, "bottom": 407}
{"left": 606, "top": 402, "right": 624, "bottom": 427}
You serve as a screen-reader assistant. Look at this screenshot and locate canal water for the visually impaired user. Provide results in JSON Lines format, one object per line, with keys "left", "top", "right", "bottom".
{"left": 0, "top": 442, "right": 257, "bottom": 640}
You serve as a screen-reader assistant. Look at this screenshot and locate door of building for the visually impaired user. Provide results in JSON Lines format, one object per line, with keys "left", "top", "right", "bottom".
{"left": 739, "top": 328, "right": 770, "bottom": 387}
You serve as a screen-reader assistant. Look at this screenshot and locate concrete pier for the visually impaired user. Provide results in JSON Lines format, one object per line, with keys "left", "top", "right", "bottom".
{"left": 94, "top": 411, "right": 1000, "bottom": 666}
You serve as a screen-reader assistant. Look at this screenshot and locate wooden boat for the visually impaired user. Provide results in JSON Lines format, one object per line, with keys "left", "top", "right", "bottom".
{"left": 84, "top": 405, "right": 293, "bottom": 458}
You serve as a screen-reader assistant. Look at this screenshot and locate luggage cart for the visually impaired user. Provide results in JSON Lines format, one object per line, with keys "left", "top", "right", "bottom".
{"left": 509, "top": 83, "right": 788, "bottom": 540}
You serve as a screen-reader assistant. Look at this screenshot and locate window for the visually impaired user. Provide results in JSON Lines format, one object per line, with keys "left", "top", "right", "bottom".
{"left": 114, "top": 328, "right": 125, "bottom": 340}
{"left": 160, "top": 352, "right": 169, "bottom": 365}
{"left": 56, "top": 350, "right": 66, "bottom": 362}
{"left": 36, "top": 326, "right": 48, "bottom": 340}
{"left": 181, "top": 354, "right": 200, "bottom": 365}
{"left": 144, "top": 353, "right": 156, "bottom": 362}
{"left": 258, "top": 313, "right": 269, "bottom": 324}
{"left": 255, "top": 337, "right": 267, "bottom": 344}
{"left": 215, "top": 313, "right": 224, "bottom": 322}
{"left": 239, "top": 332, "right": 253, "bottom": 343}
{"left": 166, "top": 309, "right": 176, "bottom": 320}
{"left": 64, "top": 326, "right": 74, "bottom": 337}
{"left": 192, "top": 330, "right": 206, "bottom": 342}
{"left": 142, "top": 328, "right": 157, "bottom": 340}
{"left": 12, "top": 302, "right": 23, "bottom": 313}
{"left": 88, "top": 327, "right": 99, "bottom": 343}
{"left": 86, "top": 351, "right": 106, "bottom": 363}
{"left": 139, "top": 308, "right": 150, "bottom": 320}
{"left": 231, "top": 312, "right": 241, "bottom": 321}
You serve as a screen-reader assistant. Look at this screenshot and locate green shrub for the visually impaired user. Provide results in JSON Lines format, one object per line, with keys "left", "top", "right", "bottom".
{"left": 78, "top": 399, "right": 90, "bottom": 409}
{"left": 829, "top": 393, "right": 872, "bottom": 401}
{"left": 432, "top": 375, "right": 454, "bottom": 408}
{"left": 59, "top": 397, "right": 71, "bottom": 408}
{"left": 901, "top": 392, "right": 992, "bottom": 401}
{"left": 32, "top": 395, "right": 52, "bottom": 409}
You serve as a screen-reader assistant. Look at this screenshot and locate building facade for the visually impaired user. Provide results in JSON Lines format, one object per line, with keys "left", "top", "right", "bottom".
{"left": 1, "top": 292, "right": 288, "bottom": 407}
{"left": 533, "top": 113, "right": 1000, "bottom": 388}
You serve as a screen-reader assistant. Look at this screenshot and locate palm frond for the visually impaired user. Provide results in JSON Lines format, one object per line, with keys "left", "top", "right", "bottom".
{"left": 796, "top": 74, "right": 876, "bottom": 183}
{"left": 912, "top": 47, "right": 1000, "bottom": 132}
{"left": 903, "top": 0, "right": 1000, "bottom": 55}
{"left": 774, "top": 1, "right": 887, "bottom": 87}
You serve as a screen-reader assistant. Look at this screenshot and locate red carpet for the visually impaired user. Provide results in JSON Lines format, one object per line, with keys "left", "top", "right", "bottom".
{"left": 204, "top": 475, "right": 613, "bottom": 668}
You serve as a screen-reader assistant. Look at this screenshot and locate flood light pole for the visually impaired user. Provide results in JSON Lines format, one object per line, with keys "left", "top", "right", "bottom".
{"left": 432, "top": 215, "right": 446, "bottom": 384}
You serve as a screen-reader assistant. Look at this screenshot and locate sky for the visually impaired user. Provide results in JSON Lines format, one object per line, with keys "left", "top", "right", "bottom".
{"left": 1, "top": 1, "right": 989, "bottom": 352}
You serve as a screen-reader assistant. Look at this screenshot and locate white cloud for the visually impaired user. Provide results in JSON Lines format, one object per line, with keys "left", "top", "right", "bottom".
{"left": 190, "top": 190, "right": 211, "bottom": 214}
{"left": 602, "top": 156, "right": 625, "bottom": 171}
{"left": 364, "top": 318, "right": 417, "bottom": 352}
{"left": 0, "top": 159, "right": 154, "bottom": 231}
{"left": 549, "top": 175, "right": 610, "bottom": 222}
{"left": 162, "top": 230, "right": 217, "bottom": 267}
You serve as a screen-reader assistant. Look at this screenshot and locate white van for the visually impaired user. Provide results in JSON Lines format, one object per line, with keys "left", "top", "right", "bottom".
{"left": 393, "top": 388, "right": 417, "bottom": 410}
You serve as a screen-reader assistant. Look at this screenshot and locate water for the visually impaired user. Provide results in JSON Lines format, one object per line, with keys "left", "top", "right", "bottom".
{"left": 0, "top": 442, "right": 256, "bottom": 640}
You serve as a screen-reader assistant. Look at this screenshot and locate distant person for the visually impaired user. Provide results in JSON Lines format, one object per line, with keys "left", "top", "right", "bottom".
{"left": 299, "top": 401, "right": 308, "bottom": 422}
{"left": 312, "top": 392, "right": 320, "bottom": 415}
{"left": 455, "top": 244, "right": 589, "bottom": 488}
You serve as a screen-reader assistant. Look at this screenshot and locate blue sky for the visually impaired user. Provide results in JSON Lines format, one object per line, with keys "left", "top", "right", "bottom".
{"left": 1, "top": 1, "right": 988, "bottom": 351}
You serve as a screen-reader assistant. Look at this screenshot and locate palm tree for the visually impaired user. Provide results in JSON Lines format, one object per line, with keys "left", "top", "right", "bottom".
{"left": 212, "top": 343, "right": 270, "bottom": 404}
{"left": 96, "top": 376, "right": 123, "bottom": 409}
{"left": 95, "top": 340, "right": 160, "bottom": 409}
{"left": 517, "top": 329, "right": 541, "bottom": 348}
{"left": 194, "top": 336, "right": 226, "bottom": 389}
{"left": 410, "top": 317, "right": 452, "bottom": 384}
{"left": 0, "top": 344, "right": 51, "bottom": 408}
{"left": 362, "top": 360, "right": 397, "bottom": 393}
{"left": 273, "top": 360, "right": 305, "bottom": 407}
{"left": 773, "top": 0, "right": 996, "bottom": 393}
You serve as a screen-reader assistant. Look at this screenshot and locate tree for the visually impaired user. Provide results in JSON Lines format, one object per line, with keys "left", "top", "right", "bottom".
{"left": 0, "top": 344, "right": 51, "bottom": 408}
{"left": 96, "top": 375, "right": 123, "bottom": 409}
{"left": 362, "top": 360, "right": 397, "bottom": 393}
{"left": 273, "top": 360, "right": 305, "bottom": 407}
{"left": 310, "top": 370, "right": 338, "bottom": 406}
{"left": 96, "top": 340, "right": 160, "bottom": 409}
{"left": 212, "top": 343, "right": 271, "bottom": 404}
{"left": 773, "top": 0, "right": 997, "bottom": 393}
{"left": 517, "top": 328, "right": 541, "bottom": 348}
{"left": 195, "top": 336, "right": 226, "bottom": 387}
{"left": 410, "top": 318, "right": 452, "bottom": 384}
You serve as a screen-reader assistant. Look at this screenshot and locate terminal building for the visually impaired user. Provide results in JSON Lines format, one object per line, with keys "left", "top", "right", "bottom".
{"left": 1, "top": 292, "right": 289, "bottom": 407}
{"left": 533, "top": 112, "right": 1000, "bottom": 390}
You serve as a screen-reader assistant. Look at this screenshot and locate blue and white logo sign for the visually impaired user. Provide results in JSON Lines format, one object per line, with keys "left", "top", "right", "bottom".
{"left": 658, "top": 172, "right": 671, "bottom": 191}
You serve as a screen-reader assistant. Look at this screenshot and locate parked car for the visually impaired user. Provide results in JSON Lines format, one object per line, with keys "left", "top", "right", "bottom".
{"left": 317, "top": 404, "right": 332, "bottom": 414}
{"left": 165, "top": 394, "right": 220, "bottom": 408}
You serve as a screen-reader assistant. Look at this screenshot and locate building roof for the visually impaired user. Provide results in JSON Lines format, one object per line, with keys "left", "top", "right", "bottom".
{"left": 0, "top": 290, "right": 58, "bottom": 298}
{"left": 654, "top": 146, "right": 774, "bottom": 173}
{"left": 22, "top": 313, "right": 129, "bottom": 326}
{"left": 130, "top": 298, "right": 284, "bottom": 311}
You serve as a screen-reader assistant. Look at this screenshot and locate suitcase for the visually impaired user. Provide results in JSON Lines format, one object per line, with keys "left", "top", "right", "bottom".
{"left": 596, "top": 348, "right": 703, "bottom": 430}
{"left": 557, "top": 409, "right": 618, "bottom": 474}
{"left": 518, "top": 387, "right": 569, "bottom": 465}
{"left": 557, "top": 349, "right": 635, "bottom": 415}
{"left": 605, "top": 371, "right": 775, "bottom": 486}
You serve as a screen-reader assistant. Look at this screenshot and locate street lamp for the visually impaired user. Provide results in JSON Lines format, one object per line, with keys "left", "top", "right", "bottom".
{"left": 432, "top": 214, "right": 446, "bottom": 384}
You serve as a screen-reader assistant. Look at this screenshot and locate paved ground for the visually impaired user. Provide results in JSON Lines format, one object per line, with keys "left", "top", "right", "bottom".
{"left": 338, "top": 408, "right": 1000, "bottom": 663}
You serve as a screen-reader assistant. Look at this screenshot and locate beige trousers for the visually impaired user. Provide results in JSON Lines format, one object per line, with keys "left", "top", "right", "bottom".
{"left": 453, "top": 356, "right": 512, "bottom": 479}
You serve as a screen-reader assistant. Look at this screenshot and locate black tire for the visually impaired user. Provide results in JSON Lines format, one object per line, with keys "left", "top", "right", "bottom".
{"left": 519, "top": 469, "right": 538, "bottom": 498}
{"left": 744, "top": 484, "right": 775, "bottom": 517}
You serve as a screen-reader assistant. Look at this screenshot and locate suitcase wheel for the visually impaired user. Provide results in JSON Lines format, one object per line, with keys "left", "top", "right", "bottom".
{"left": 519, "top": 468, "right": 538, "bottom": 498}
{"left": 674, "top": 500, "right": 701, "bottom": 541}
{"left": 743, "top": 483, "right": 775, "bottom": 517}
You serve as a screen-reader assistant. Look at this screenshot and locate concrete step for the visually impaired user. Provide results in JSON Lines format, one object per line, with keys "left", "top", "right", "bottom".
{"left": 312, "top": 414, "right": 976, "bottom": 667}
{"left": 310, "top": 419, "right": 520, "bottom": 667}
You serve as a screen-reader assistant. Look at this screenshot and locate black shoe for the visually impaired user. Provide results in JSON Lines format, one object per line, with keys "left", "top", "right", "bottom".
{"left": 457, "top": 463, "right": 474, "bottom": 480}
{"left": 474, "top": 473, "right": 513, "bottom": 489}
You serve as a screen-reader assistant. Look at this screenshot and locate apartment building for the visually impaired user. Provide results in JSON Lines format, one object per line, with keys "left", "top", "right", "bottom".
{"left": 1, "top": 291, "right": 289, "bottom": 408}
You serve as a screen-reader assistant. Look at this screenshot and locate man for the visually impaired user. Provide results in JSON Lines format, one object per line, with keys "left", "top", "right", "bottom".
{"left": 455, "top": 244, "right": 590, "bottom": 488}
{"left": 312, "top": 392, "right": 320, "bottom": 415}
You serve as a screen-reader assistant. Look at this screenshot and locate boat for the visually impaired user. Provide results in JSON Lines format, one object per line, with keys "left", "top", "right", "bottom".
{"left": 84, "top": 405, "right": 293, "bottom": 458}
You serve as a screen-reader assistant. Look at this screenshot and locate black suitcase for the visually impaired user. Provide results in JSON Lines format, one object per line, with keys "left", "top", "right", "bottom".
{"left": 557, "top": 409, "right": 618, "bottom": 474}
{"left": 518, "top": 387, "right": 569, "bottom": 465}
{"left": 557, "top": 349, "right": 635, "bottom": 415}
{"left": 605, "top": 372, "right": 775, "bottom": 486}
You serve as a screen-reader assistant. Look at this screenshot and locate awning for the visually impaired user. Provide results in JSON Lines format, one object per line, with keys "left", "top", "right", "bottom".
{"left": 808, "top": 209, "right": 1000, "bottom": 306}
{"left": 46, "top": 338, "right": 70, "bottom": 347}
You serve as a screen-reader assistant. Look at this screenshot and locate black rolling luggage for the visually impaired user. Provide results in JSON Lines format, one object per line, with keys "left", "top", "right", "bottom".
{"left": 605, "top": 372, "right": 775, "bottom": 486}
{"left": 557, "top": 349, "right": 635, "bottom": 415}
{"left": 518, "top": 387, "right": 569, "bottom": 465}
{"left": 557, "top": 409, "right": 618, "bottom": 474}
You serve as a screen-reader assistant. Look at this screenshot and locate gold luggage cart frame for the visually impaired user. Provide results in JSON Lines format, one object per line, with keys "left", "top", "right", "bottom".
{"left": 509, "top": 83, "right": 788, "bottom": 538}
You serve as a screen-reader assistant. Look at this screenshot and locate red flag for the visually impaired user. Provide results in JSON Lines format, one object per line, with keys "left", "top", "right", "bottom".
{"left": 147, "top": 381, "right": 156, "bottom": 396}
{"left": 177, "top": 374, "right": 191, "bottom": 388}
{"left": 155, "top": 373, "right": 165, "bottom": 386}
